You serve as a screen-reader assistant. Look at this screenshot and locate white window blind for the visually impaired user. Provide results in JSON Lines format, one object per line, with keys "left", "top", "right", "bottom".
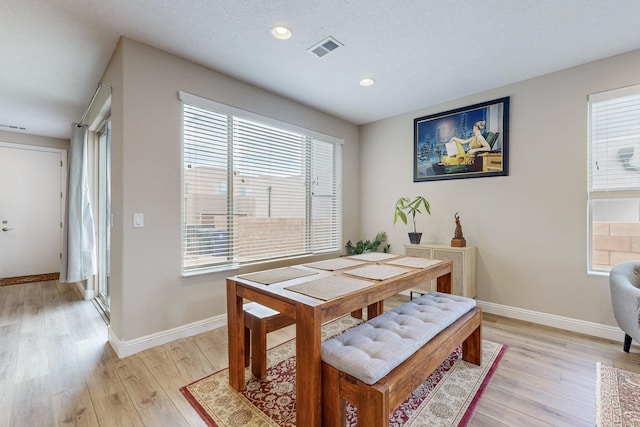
{"left": 181, "top": 94, "right": 341, "bottom": 274}
{"left": 587, "top": 84, "right": 640, "bottom": 273}
{"left": 589, "top": 85, "right": 640, "bottom": 192}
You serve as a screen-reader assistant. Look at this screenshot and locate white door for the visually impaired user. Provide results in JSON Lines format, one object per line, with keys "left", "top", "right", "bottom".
{"left": 0, "top": 142, "right": 65, "bottom": 278}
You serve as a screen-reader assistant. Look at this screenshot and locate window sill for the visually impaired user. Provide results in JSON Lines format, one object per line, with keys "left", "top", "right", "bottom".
{"left": 182, "top": 263, "right": 241, "bottom": 277}
{"left": 182, "top": 251, "right": 341, "bottom": 278}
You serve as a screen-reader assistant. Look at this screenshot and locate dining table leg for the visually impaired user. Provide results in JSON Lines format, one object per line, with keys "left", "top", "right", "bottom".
{"left": 367, "top": 300, "right": 384, "bottom": 319}
{"left": 295, "top": 303, "right": 323, "bottom": 426}
{"left": 226, "top": 279, "right": 245, "bottom": 390}
{"left": 437, "top": 270, "right": 452, "bottom": 294}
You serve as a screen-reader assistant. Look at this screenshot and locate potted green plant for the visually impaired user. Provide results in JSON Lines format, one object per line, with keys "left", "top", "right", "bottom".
{"left": 393, "top": 196, "right": 431, "bottom": 244}
{"left": 344, "top": 232, "right": 390, "bottom": 255}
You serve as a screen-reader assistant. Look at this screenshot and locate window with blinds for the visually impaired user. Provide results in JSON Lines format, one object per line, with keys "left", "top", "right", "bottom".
{"left": 181, "top": 93, "right": 341, "bottom": 274}
{"left": 588, "top": 84, "right": 640, "bottom": 273}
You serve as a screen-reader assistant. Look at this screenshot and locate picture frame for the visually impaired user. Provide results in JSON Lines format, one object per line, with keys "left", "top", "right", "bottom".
{"left": 413, "top": 97, "right": 509, "bottom": 182}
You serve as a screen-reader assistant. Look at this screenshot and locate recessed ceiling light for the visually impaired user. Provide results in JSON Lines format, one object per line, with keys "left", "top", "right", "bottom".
{"left": 271, "top": 25, "right": 292, "bottom": 40}
{"left": 359, "top": 78, "right": 375, "bottom": 87}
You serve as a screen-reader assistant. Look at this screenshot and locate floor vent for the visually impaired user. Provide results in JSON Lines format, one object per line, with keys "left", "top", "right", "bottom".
{"left": 308, "top": 36, "right": 343, "bottom": 58}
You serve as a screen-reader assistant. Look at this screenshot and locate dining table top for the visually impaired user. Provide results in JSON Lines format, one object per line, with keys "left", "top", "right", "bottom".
{"left": 227, "top": 252, "right": 451, "bottom": 319}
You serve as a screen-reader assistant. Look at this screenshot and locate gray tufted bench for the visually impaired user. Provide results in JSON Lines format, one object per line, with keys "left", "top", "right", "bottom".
{"left": 321, "top": 292, "right": 482, "bottom": 427}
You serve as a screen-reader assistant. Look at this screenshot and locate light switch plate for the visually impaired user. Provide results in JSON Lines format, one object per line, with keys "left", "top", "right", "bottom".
{"left": 133, "top": 213, "right": 144, "bottom": 228}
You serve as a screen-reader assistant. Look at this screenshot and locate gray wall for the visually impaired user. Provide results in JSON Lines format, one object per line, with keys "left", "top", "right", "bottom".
{"left": 101, "top": 38, "right": 360, "bottom": 341}
{"left": 98, "top": 36, "right": 640, "bottom": 342}
{"left": 360, "top": 48, "right": 640, "bottom": 327}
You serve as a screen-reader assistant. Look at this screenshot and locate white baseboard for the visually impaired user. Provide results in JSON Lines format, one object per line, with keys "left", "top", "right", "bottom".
{"left": 107, "top": 297, "right": 626, "bottom": 358}
{"left": 75, "top": 282, "right": 95, "bottom": 300}
{"left": 401, "top": 291, "right": 623, "bottom": 342}
{"left": 108, "top": 313, "right": 227, "bottom": 358}
{"left": 477, "top": 300, "right": 624, "bottom": 342}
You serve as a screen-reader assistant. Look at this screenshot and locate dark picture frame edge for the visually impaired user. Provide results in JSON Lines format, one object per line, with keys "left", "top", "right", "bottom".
{"left": 413, "top": 97, "right": 510, "bottom": 182}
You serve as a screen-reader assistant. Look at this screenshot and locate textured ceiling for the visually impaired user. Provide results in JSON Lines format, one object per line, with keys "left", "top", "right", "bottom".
{"left": 2, "top": 0, "right": 640, "bottom": 139}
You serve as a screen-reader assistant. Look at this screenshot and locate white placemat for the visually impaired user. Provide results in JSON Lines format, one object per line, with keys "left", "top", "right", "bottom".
{"left": 303, "top": 258, "right": 367, "bottom": 271}
{"left": 346, "top": 252, "right": 400, "bottom": 262}
{"left": 285, "top": 275, "right": 375, "bottom": 301}
{"left": 237, "top": 267, "right": 318, "bottom": 285}
{"left": 384, "top": 257, "right": 443, "bottom": 269}
{"left": 343, "top": 264, "right": 411, "bottom": 281}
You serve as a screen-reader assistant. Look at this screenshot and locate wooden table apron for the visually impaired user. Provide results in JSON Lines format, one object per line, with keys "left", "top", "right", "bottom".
{"left": 226, "top": 259, "right": 453, "bottom": 427}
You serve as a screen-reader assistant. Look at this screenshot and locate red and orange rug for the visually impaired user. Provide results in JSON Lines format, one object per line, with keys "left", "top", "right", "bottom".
{"left": 182, "top": 316, "right": 505, "bottom": 426}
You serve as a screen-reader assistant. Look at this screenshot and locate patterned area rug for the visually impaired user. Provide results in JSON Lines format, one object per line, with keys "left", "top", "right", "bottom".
{"left": 597, "top": 363, "right": 640, "bottom": 426}
{"left": 181, "top": 316, "right": 505, "bottom": 427}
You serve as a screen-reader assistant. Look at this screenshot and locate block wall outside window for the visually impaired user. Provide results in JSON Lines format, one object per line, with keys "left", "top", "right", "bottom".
{"left": 592, "top": 221, "right": 640, "bottom": 270}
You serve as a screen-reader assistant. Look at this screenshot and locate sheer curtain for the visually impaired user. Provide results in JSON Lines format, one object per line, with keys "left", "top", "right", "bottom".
{"left": 60, "top": 123, "right": 96, "bottom": 282}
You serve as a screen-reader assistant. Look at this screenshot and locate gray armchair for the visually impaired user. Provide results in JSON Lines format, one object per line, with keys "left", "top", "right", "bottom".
{"left": 609, "top": 261, "right": 640, "bottom": 352}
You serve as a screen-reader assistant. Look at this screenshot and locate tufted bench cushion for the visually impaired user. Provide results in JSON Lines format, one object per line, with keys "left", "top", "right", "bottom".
{"left": 321, "top": 292, "right": 476, "bottom": 385}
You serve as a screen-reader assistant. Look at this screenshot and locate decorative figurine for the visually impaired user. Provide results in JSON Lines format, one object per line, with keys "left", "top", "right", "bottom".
{"left": 451, "top": 212, "right": 466, "bottom": 247}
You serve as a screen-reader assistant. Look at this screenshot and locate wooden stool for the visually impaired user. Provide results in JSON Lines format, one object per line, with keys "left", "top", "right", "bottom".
{"left": 243, "top": 302, "right": 295, "bottom": 380}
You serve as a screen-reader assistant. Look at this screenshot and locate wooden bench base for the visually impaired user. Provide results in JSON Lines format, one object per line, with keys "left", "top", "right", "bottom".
{"left": 243, "top": 303, "right": 295, "bottom": 380}
{"left": 242, "top": 301, "right": 383, "bottom": 381}
{"left": 321, "top": 307, "right": 482, "bottom": 427}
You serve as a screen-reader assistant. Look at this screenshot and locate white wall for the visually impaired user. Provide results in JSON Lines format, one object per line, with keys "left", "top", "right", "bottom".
{"left": 100, "top": 38, "right": 360, "bottom": 343}
{"left": 360, "top": 48, "right": 640, "bottom": 327}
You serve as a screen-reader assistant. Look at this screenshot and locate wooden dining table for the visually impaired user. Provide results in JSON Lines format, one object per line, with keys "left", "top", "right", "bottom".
{"left": 226, "top": 254, "right": 453, "bottom": 426}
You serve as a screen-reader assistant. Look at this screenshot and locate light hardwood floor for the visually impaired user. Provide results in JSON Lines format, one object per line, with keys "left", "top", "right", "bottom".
{"left": 1, "top": 280, "right": 639, "bottom": 426}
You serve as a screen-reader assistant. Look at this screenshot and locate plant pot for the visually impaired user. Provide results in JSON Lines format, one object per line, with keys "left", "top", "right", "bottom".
{"left": 408, "top": 232, "right": 422, "bottom": 244}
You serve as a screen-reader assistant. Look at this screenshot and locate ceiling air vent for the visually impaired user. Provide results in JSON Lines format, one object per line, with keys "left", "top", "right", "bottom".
{"left": 308, "top": 36, "right": 343, "bottom": 58}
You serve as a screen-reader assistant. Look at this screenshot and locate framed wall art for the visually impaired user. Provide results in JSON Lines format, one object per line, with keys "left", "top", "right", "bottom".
{"left": 414, "top": 97, "right": 509, "bottom": 182}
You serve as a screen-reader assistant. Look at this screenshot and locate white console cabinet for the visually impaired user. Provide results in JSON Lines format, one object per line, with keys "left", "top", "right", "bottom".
{"left": 404, "top": 244, "right": 477, "bottom": 298}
